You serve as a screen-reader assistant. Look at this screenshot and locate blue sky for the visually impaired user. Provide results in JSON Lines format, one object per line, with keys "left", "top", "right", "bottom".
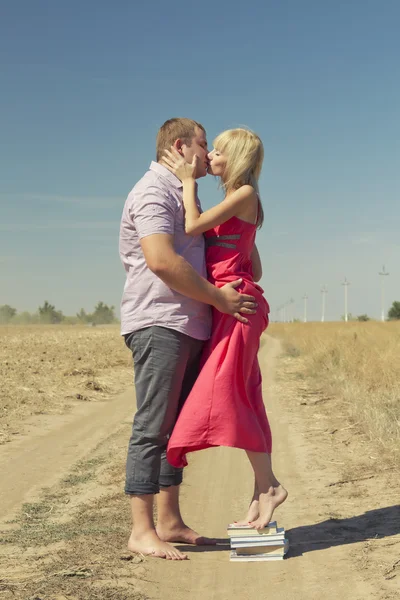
{"left": 1, "top": 0, "right": 399, "bottom": 321}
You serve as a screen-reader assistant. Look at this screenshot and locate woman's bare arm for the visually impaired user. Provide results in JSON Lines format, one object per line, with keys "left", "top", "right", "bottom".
{"left": 251, "top": 244, "right": 262, "bottom": 282}
{"left": 161, "top": 147, "right": 257, "bottom": 235}
{"left": 181, "top": 179, "right": 256, "bottom": 235}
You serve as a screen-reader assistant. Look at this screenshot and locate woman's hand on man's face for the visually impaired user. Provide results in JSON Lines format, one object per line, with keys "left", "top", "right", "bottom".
{"left": 160, "top": 146, "right": 198, "bottom": 182}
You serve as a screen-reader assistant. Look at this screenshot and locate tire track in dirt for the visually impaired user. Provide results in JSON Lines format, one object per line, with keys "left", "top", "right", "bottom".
{"left": 0, "top": 392, "right": 133, "bottom": 523}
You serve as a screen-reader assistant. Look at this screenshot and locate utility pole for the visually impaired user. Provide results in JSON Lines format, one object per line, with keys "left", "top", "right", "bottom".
{"left": 321, "top": 285, "right": 328, "bottom": 322}
{"left": 379, "top": 266, "right": 389, "bottom": 322}
{"left": 302, "top": 294, "right": 308, "bottom": 323}
{"left": 342, "top": 277, "right": 350, "bottom": 322}
{"left": 289, "top": 298, "right": 295, "bottom": 322}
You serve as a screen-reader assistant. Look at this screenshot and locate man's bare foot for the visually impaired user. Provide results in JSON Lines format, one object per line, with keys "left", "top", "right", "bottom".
{"left": 249, "top": 485, "right": 288, "bottom": 530}
{"left": 128, "top": 530, "right": 188, "bottom": 560}
{"left": 234, "top": 499, "right": 260, "bottom": 526}
{"left": 157, "top": 522, "right": 217, "bottom": 546}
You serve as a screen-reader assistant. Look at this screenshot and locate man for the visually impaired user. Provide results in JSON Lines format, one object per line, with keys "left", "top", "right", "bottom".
{"left": 119, "top": 118, "right": 256, "bottom": 560}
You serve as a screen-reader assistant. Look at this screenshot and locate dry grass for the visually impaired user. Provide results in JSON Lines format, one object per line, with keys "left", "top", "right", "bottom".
{"left": 1, "top": 322, "right": 398, "bottom": 598}
{"left": 0, "top": 324, "right": 132, "bottom": 443}
{"left": 0, "top": 437, "right": 147, "bottom": 600}
{"left": 0, "top": 325, "right": 148, "bottom": 598}
{"left": 268, "top": 321, "right": 400, "bottom": 464}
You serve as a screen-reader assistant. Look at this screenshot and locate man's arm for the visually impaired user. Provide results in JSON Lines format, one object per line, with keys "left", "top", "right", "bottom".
{"left": 141, "top": 234, "right": 256, "bottom": 323}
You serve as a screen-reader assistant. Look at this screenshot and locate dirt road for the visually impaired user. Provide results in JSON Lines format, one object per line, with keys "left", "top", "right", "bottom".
{"left": 138, "top": 337, "right": 377, "bottom": 600}
{"left": 0, "top": 391, "right": 133, "bottom": 523}
{"left": 1, "top": 336, "right": 398, "bottom": 599}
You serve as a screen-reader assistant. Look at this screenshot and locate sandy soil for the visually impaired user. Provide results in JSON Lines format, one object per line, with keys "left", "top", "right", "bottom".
{"left": 0, "top": 391, "right": 133, "bottom": 523}
{"left": 0, "top": 336, "right": 398, "bottom": 600}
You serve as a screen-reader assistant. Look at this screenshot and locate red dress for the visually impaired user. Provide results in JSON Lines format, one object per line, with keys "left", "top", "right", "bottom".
{"left": 167, "top": 216, "right": 272, "bottom": 468}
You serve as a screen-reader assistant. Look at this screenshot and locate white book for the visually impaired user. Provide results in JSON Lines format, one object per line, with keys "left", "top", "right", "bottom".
{"left": 231, "top": 538, "right": 285, "bottom": 549}
{"left": 232, "top": 538, "right": 289, "bottom": 554}
{"left": 230, "top": 539, "right": 289, "bottom": 561}
{"left": 227, "top": 521, "right": 277, "bottom": 537}
{"left": 230, "top": 551, "right": 284, "bottom": 562}
{"left": 230, "top": 528, "right": 285, "bottom": 546}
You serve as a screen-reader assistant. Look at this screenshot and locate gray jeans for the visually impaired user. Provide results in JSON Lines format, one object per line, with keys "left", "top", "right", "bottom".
{"left": 124, "top": 326, "right": 204, "bottom": 495}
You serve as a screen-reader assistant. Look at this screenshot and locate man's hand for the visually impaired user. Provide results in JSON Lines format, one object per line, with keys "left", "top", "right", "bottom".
{"left": 140, "top": 236, "right": 256, "bottom": 323}
{"left": 214, "top": 279, "right": 257, "bottom": 323}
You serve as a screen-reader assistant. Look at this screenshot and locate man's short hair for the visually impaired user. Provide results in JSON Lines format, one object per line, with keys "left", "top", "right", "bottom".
{"left": 156, "top": 118, "right": 205, "bottom": 162}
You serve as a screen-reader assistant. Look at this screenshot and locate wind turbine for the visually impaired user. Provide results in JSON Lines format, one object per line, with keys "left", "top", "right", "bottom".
{"left": 379, "top": 266, "right": 389, "bottom": 322}
{"left": 302, "top": 294, "right": 308, "bottom": 323}
{"left": 342, "top": 278, "right": 350, "bottom": 322}
{"left": 321, "top": 285, "right": 328, "bottom": 322}
{"left": 289, "top": 298, "right": 295, "bottom": 322}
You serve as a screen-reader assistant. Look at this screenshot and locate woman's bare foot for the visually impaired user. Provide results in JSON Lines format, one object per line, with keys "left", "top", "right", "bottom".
{"left": 128, "top": 530, "right": 188, "bottom": 560}
{"left": 234, "top": 499, "right": 260, "bottom": 526}
{"left": 157, "top": 521, "right": 216, "bottom": 546}
{"left": 249, "top": 485, "right": 288, "bottom": 530}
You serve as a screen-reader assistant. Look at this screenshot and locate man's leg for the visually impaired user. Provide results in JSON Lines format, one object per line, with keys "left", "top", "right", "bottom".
{"left": 156, "top": 339, "right": 217, "bottom": 545}
{"left": 125, "top": 326, "right": 194, "bottom": 559}
{"left": 128, "top": 495, "right": 186, "bottom": 560}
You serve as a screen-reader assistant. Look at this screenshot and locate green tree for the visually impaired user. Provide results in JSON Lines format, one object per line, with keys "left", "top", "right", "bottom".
{"left": 341, "top": 313, "right": 354, "bottom": 321}
{"left": 357, "top": 314, "right": 370, "bottom": 322}
{"left": 90, "top": 301, "right": 116, "bottom": 325}
{"left": 38, "top": 301, "right": 64, "bottom": 324}
{"left": 76, "top": 308, "right": 89, "bottom": 323}
{"left": 388, "top": 301, "right": 400, "bottom": 320}
{"left": 12, "top": 311, "right": 39, "bottom": 324}
{"left": 0, "top": 304, "right": 17, "bottom": 323}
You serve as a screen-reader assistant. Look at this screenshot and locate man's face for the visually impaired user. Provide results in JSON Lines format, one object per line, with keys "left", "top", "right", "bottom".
{"left": 180, "top": 127, "right": 209, "bottom": 178}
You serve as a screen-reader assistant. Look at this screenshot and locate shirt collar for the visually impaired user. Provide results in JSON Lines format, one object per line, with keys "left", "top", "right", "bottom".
{"left": 150, "top": 161, "right": 183, "bottom": 189}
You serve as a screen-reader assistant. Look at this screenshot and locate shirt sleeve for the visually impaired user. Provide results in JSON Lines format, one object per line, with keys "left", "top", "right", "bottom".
{"left": 132, "top": 184, "right": 176, "bottom": 240}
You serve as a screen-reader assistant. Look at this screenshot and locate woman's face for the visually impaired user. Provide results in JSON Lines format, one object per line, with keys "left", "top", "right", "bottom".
{"left": 207, "top": 148, "right": 227, "bottom": 177}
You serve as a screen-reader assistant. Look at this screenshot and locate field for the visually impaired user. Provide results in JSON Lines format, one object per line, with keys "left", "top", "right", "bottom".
{"left": 268, "top": 321, "right": 400, "bottom": 466}
{"left": 0, "top": 322, "right": 399, "bottom": 600}
{"left": 0, "top": 325, "right": 132, "bottom": 444}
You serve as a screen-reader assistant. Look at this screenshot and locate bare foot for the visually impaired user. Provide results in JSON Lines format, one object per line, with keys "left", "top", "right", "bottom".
{"left": 128, "top": 530, "right": 188, "bottom": 560}
{"left": 250, "top": 485, "right": 288, "bottom": 530}
{"left": 157, "top": 522, "right": 217, "bottom": 546}
{"left": 234, "top": 499, "right": 260, "bottom": 526}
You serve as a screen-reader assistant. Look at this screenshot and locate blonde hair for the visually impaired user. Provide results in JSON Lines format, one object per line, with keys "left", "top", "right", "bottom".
{"left": 213, "top": 128, "right": 264, "bottom": 228}
{"left": 156, "top": 118, "right": 205, "bottom": 162}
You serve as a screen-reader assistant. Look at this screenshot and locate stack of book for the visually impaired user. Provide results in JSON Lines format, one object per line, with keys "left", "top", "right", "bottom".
{"left": 227, "top": 521, "right": 288, "bottom": 561}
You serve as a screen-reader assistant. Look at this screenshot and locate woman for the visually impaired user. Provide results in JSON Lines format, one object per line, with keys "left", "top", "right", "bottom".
{"left": 162, "top": 128, "right": 287, "bottom": 529}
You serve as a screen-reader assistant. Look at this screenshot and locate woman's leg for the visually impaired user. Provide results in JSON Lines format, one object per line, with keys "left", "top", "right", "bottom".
{"left": 235, "top": 478, "right": 260, "bottom": 525}
{"left": 245, "top": 451, "right": 288, "bottom": 529}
